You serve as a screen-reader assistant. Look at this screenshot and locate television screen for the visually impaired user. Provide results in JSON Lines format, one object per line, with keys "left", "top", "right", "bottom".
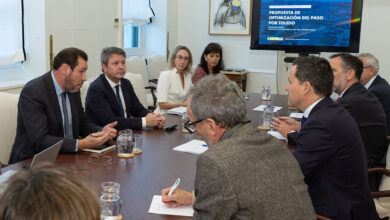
{"left": 250, "top": 0, "right": 363, "bottom": 53}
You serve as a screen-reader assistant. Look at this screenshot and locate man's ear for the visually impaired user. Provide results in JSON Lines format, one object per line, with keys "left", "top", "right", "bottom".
{"left": 345, "top": 69, "right": 356, "bottom": 81}
{"left": 204, "top": 118, "right": 217, "bottom": 136}
{"left": 58, "top": 63, "right": 70, "bottom": 76}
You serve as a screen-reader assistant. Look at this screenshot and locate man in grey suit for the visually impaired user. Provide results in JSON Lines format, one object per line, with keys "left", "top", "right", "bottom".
{"left": 161, "top": 74, "right": 315, "bottom": 219}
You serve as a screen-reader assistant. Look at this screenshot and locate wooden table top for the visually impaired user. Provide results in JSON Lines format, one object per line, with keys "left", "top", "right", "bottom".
{"left": 2, "top": 93, "right": 297, "bottom": 219}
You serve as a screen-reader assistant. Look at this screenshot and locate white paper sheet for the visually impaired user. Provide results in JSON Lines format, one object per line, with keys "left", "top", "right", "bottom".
{"left": 173, "top": 140, "right": 208, "bottom": 155}
{"left": 290, "top": 112, "right": 304, "bottom": 118}
{"left": 167, "top": 106, "right": 187, "bottom": 115}
{"left": 148, "top": 195, "right": 194, "bottom": 217}
{"left": 253, "top": 105, "right": 283, "bottom": 112}
{"left": 0, "top": 170, "right": 18, "bottom": 193}
{"left": 267, "top": 131, "right": 287, "bottom": 140}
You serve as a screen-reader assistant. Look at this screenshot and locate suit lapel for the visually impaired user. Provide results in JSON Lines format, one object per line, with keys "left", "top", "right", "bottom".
{"left": 44, "top": 72, "right": 64, "bottom": 134}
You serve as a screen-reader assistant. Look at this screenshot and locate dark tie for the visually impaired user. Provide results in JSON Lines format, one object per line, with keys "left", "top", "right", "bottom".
{"left": 336, "top": 97, "right": 341, "bottom": 102}
{"left": 115, "top": 85, "right": 125, "bottom": 118}
{"left": 61, "top": 92, "right": 71, "bottom": 138}
{"left": 301, "top": 116, "right": 307, "bottom": 127}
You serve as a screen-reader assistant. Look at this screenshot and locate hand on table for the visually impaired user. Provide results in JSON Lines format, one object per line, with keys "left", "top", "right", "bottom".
{"left": 78, "top": 131, "right": 109, "bottom": 149}
{"left": 161, "top": 187, "right": 193, "bottom": 207}
{"left": 272, "top": 116, "right": 300, "bottom": 138}
{"left": 146, "top": 113, "right": 166, "bottom": 128}
{"left": 102, "top": 121, "right": 118, "bottom": 140}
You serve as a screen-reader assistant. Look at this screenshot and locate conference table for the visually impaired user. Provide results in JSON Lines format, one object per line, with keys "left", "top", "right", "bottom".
{"left": 1, "top": 93, "right": 298, "bottom": 219}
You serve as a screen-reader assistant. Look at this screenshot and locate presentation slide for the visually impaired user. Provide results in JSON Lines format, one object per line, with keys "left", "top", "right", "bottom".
{"left": 259, "top": 0, "right": 354, "bottom": 47}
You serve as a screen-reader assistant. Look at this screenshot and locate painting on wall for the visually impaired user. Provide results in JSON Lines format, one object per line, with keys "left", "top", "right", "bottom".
{"left": 209, "top": 0, "right": 252, "bottom": 35}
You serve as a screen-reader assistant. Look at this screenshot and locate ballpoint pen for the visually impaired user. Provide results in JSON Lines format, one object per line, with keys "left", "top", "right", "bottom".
{"left": 168, "top": 178, "right": 181, "bottom": 195}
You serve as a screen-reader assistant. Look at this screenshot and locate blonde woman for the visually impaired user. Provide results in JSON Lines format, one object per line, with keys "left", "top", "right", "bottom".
{"left": 155, "top": 45, "right": 193, "bottom": 114}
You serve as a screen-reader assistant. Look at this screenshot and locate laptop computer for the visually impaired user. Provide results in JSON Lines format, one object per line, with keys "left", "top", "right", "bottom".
{"left": 29, "top": 140, "right": 63, "bottom": 168}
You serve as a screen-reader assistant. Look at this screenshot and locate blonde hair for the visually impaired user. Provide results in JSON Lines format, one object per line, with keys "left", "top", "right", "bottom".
{"left": 169, "top": 45, "right": 193, "bottom": 73}
{"left": 0, "top": 163, "right": 100, "bottom": 220}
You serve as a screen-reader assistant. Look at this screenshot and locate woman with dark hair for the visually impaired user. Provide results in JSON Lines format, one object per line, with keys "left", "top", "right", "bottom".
{"left": 191, "top": 43, "right": 224, "bottom": 84}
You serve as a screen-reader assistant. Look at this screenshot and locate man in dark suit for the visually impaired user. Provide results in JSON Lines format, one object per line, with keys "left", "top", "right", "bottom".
{"left": 359, "top": 53, "right": 390, "bottom": 136}
{"left": 85, "top": 47, "right": 165, "bottom": 130}
{"left": 161, "top": 74, "right": 316, "bottom": 219}
{"left": 273, "top": 56, "right": 378, "bottom": 219}
{"left": 9, "top": 48, "right": 117, "bottom": 164}
{"left": 330, "top": 53, "right": 387, "bottom": 191}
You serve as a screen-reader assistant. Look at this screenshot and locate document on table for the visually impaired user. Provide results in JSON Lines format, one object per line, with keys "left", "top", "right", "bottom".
{"left": 290, "top": 112, "right": 304, "bottom": 118}
{"left": 167, "top": 106, "right": 187, "bottom": 115}
{"left": 173, "top": 140, "right": 208, "bottom": 155}
{"left": 267, "top": 131, "right": 287, "bottom": 140}
{"left": 149, "top": 195, "right": 194, "bottom": 217}
{"left": 0, "top": 170, "right": 18, "bottom": 193}
{"left": 253, "top": 105, "right": 283, "bottom": 112}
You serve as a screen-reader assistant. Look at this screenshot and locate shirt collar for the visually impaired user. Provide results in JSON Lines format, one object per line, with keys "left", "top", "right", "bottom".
{"left": 51, "top": 71, "right": 64, "bottom": 96}
{"left": 303, "top": 97, "right": 325, "bottom": 118}
{"left": 104, "top": 74, "right": 121, "bottom": 88}
{"left": 364, "top": 74, "right": 377, "bottom": 89}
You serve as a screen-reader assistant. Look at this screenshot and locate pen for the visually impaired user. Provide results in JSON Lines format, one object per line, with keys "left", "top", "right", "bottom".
{"left": 168, "top": 178, "right": 181, "bottom": 195}
{"left": 202, "top": 144, "right": 207, "bottom": 147}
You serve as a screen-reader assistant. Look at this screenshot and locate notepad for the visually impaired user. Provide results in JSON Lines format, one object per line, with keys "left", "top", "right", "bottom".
{"left": 253, "top": 105, "right": 283, "bottom": 112}
{"left": 267, "top": 131, "right": 287, "bottom": 140}
{"left": 167, "top": 106, "right": 187, "bottom": 115}
{"left": 81, "top": 144, "right": 116, "bottom": 153}
{"left": 148, "top": 195, "right": 194, "bottom": 217}
{"left": 173, "top": 140, "right": 208, "bottom": 155}
{"left": 290, "top": 112, "right": 304, "bottom": 119}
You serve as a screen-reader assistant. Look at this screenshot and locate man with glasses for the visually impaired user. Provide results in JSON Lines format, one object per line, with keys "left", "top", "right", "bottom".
{"left": 161, "top": 74, "right": 315, "bottom": 219}
{"left": 359, "top": 53, "right": 390, "bottom": 135}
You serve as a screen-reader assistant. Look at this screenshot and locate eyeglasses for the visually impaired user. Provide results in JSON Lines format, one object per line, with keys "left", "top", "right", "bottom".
{"left": 176, "top": 55, "right": 189, "bottom": 61}
{"left": 363, "top": 66, "right": 371, "bottom": 69}
{"left": 184, "top": 119, "right": 204, "bottom": 133}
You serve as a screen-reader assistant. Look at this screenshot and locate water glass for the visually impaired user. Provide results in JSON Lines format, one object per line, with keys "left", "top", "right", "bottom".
{"left": 261, "top": 106, "right": 275, "bottom": 128}
{"left": 100, "top": 194, "right": 121, "bottom": 219}
{"left": 117, "top": 132, "right": 134, "bottom": 159}
{"left": 132, "top": 134, "right": 143, "bottom": 154}
{"left": 119, "top": 129, "right": 132, "bottom": 137}
{"left": 100, "top": 182, "right": 120, "bottom": 196}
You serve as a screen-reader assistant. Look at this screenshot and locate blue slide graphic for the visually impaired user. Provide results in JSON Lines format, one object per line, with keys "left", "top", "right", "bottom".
{"left": 259, "top": 0, "right": 353, "bottom": 47}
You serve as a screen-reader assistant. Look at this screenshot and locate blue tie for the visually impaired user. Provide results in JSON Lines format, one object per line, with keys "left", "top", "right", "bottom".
{"left": 301, "top": 116, "right": 307, "bottom": 127}
{"left": 115, "top": 85, "right": 125, "bottom": 118}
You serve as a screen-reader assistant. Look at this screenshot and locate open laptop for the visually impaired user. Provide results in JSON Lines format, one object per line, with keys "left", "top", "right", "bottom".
{"left": 28, "top": 140, "right": 63, "bottom": 168}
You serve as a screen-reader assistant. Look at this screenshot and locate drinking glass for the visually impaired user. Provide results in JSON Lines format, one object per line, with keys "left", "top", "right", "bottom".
{"left": 100, "top": 182, "right": 120, "bottom": 196}
{"left": 132, "top": 134, "right": 143, "bottom": 154}
{"left": 100, "top": 194, "right": 121, "bottom": 219}
{"left": 117, "top": 132, "right": 134, "bottom": 159}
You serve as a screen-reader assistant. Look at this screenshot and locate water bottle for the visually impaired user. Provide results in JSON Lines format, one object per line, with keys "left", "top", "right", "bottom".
{"left": 262, "top": 105, "right": 274, "bottom": 128}
{"left": 266, "top": 86, "right": 272, "bottom": 100}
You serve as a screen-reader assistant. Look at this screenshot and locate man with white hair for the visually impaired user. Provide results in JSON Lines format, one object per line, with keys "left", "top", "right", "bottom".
{"left": 359, "top": 53, "right": 390, "bottom": 135}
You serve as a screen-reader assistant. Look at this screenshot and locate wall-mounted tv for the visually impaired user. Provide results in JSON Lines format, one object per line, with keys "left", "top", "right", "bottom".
{"left": 250, "top": 0, "right": 364, "bottom": 53}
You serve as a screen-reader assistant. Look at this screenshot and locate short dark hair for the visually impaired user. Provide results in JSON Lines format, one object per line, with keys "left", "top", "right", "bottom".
{"left": 101, "top": 47, "right": 126, "bottom": 66}
{"left": 293, "top": 56, "right": 333, "bottom": 97}
{"left": 198, "top": 43, "right": 224, "bottom": 75}
{"left": 330, "top": 53, "right": 363, "bottom": 80}
{"left": 52, "top": 47, "right": 88, "bottom": 70}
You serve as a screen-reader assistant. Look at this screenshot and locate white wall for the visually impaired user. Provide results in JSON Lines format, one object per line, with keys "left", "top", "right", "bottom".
{"left": 358, "top": 0, "right": 390, "bottom": 82}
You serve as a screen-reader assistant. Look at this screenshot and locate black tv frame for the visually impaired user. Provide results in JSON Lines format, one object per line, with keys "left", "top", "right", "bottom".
{"left": 250, "top": 0, "right": 364, "bottom": 53}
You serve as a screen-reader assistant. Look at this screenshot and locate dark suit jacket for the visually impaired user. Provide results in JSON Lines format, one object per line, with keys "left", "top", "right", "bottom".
{"left": 293, "top": 97, "right": 378, "bottom": 220}
{"left": 85, "top": 74, "right": 149, "bottom": 130}
{"left": 368, "top": 75, "right": 390, "bottom": 136}
{"left": 9, "top": 72, "right": 100, "bottom": 164}
{"left": 340, "top": 83, "right": 387, "bottom": 163}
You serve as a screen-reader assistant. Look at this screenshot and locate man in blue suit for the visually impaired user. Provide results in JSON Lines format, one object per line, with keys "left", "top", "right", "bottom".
{"left": 359, "top": 53, "right": 390, "bottom": 136}
{"left": 86, "top": 47, "right": 165, "bottom": 130}
{"left": 273, "top": 56, "right": 378, "bottom": 219}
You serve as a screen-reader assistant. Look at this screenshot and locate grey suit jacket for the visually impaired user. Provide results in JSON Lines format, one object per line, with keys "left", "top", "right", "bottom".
{"left": 193, "top": 122, "right": 316, "bottom": 219}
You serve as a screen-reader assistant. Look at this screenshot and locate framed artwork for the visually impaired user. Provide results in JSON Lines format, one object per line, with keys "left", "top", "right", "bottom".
{"left": 209, "top": 0, "right": 252, "bottom": 36}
